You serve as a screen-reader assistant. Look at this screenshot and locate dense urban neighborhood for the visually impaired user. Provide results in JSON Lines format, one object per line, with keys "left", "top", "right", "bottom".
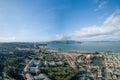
{"left": 0, "top": 43, "right": 120, "bottom": 80}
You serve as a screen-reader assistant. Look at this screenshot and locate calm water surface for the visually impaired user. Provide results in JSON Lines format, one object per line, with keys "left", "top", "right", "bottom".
{"left": 47, "top": 41, "right": 120, "bottom": 53}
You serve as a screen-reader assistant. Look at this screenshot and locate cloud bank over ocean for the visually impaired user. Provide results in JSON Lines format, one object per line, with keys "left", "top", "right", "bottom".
{"left": 56, "top": 9, "right": 120, "bottom": 41}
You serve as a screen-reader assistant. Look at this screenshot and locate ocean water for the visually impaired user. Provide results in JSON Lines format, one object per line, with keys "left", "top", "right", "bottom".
{"left": 47, "top": 41, "right": 120, "bottom": 53}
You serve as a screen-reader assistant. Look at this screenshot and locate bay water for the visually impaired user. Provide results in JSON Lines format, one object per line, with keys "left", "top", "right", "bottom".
{"left": 47, "top": 41, "right": 120, "bottom": 53}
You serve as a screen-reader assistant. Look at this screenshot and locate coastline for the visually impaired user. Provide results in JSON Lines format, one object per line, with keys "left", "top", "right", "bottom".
{"left": 47, "top": 41, "right": 120, "bottom": 53}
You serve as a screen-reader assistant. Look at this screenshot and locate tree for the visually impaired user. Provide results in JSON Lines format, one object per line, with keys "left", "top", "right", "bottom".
{"left": 95, "top": 51, "right": 99, "bottom": 54}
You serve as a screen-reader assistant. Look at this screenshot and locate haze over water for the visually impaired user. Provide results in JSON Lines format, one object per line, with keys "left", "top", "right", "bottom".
{"left": 47, "top": 41, "right": 120, "bottom": 53}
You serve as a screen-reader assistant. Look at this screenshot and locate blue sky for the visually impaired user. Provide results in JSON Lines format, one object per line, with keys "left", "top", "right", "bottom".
{"left": 0, "top": 0, "right": 120, "bottom": 42}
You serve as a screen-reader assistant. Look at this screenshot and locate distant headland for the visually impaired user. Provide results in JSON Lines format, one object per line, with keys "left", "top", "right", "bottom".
{"left": 47, "top": 40, "right": 82, "bottom": 44}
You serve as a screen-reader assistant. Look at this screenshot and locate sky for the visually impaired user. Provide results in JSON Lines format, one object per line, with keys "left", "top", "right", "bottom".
{"left": 0, "top": 0, "right": 120, "bottom": 42}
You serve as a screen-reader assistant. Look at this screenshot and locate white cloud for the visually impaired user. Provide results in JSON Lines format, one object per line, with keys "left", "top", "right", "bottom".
{"left": 56, "top": 34, "right": 70, "bottom": 40}
{"left": 95, "top": 1, "right": 107, "bottom": 11}
{"left": 56, "top": 9, "right": 120, "bottom": 41}
{"left": 104, "top": 10, "right": 120, "bottom": 25}
{"left": 74, "top": 9, "right": 120, "bottom": 41}
{"left": 74, "top": 10, "right": 120, "bottom": 38}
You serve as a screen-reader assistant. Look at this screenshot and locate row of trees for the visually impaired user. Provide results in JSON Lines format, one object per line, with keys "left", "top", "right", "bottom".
{"left": 5, "top": 57, "right": 25, "bottom": 80}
